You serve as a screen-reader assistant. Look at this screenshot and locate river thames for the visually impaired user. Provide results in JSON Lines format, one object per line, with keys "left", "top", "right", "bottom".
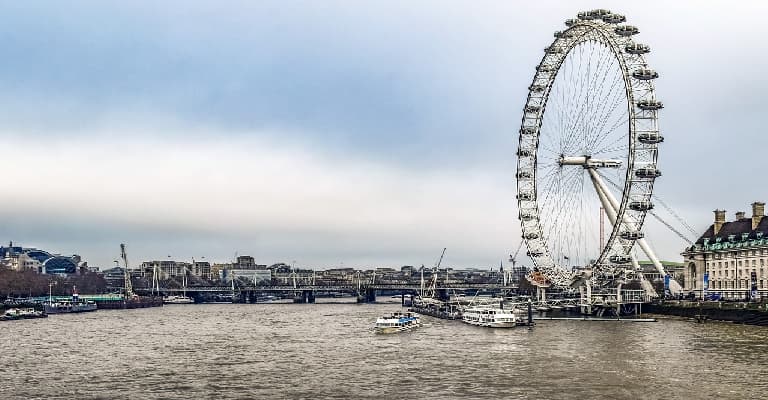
{"left": 2, "top": 300, "right": 767, "bottom": 399}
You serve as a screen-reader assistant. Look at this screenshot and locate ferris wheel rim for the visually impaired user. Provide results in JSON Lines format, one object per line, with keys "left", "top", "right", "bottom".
{"left": 516, "top": 10, "right": 662, "bottom": 288}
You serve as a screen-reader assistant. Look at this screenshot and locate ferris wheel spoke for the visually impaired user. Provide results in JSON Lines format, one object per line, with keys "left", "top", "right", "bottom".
{"left": 542, "top": 170, "right": 586, "bottom": 263}
{"left": 591, "top": 118, "right": 630, "bottom": 155}
{"left": 586, "top": 76, "right": 625, "bottom": 151}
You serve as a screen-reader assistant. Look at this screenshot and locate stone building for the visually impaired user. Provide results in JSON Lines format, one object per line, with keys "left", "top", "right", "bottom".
{"left": 682, "top": 202, "right": 767, "bottom": 299}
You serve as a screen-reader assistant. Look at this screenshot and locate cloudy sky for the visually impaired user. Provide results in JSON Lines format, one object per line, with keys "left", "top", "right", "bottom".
{"left": 0, "top": 1, "right": 766, "bottom": 269}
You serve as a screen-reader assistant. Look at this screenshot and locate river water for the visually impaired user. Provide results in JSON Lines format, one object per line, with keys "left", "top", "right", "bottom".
{"left": 2, "top": 300, "right": 767, "bottom": 399}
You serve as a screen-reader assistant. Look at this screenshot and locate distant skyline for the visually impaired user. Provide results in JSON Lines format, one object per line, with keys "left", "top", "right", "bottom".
{"left": 1, "top": 1, "right": 767, "bottom": 269}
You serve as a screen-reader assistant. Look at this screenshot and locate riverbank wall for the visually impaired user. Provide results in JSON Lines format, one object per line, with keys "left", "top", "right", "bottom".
{"left": 646, "top": 302, "right": 768, "bottom": 326}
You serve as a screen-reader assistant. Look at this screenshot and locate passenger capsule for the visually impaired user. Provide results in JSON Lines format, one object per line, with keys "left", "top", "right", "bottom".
{"left": 565, "top": 18, "right": 579, "bottom": 27}
{"left": 525, "top": 105, "right": 541, "bottom": 113}
{"left": 517, "top": 148, "right": 532, "bottom": 157}
{"left": 632, "top": 68, "right": 658, "bottom": 80}
{"left": 516, "top": 170, "right": 533, "bottom": 179}
{"left": 554, "top": 31, "right": 573, "bottom": 39}
{"left": 524, "top": 233, "right": 539, "bottom": 240}
{"left": 602, "top": 14, "right": 626, "bottom": 24}
{"left": 609, "top": 255, "right": 632, "bottom": 264}
{"left": 517, "top": 192, "right": 535, "bottom": 201}
{"left": 637, "top": 132, "right": 664, "bottom": 144}
{"left": 620, "top": 231, "right": 645, "bottom": 240}
{"left": 635, "top": 167, "right": 662, "bottom": 179}
{"left": 545, "top": 45, "right": 563, "bottom": 54}
{"left": 629, "top": 201, "right": 654, "bottom": 212}
{"left": 520, "top": 127, "right": 537, "bottom": 135}
{"left": 529, "top": 84, "right": 545, "bottom": 93}
{"left": 637, "top": 99, "right": 664, "bottom": 110}
{"left": 520, "top": 212, "right": 536, "bottom": 221}
{"left": 614, "top": 25, "right": 639, "bottom": 36}
{"left": 578, "top": 11, "right": 597, "bottom": 20}
{"left": 625, "top": 43, "right": 650, "bottom": 54}
{"left": 590, "top": 9, "right": 611, "bottom": 17}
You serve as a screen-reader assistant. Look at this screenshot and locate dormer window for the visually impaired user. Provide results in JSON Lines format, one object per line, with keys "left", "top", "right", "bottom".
{"left": 742, "top": 233, "right": 749, "bottom": 241}
{"left": 758, "top": 232, "right": 764, "bottom": 239}
{"left": 716, "top": 237, "right": 722, "bottom": 243}
{"left": 728, "top": 234, "right": 736, "bottom": 242}
{"left": 703, "top": 238, "right": 710, "bottom": 245}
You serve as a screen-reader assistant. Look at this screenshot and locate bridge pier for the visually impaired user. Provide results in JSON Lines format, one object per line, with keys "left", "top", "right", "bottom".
{"left": 293, "top": 290, "right": 316, "bottom": 304}
{"left": 356, "top": 288, "right": 376, "bottom": 303}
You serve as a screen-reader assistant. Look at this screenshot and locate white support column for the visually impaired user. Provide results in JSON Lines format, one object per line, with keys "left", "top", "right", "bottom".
{"left": 587, "top": 169, "right": 682, "bottom": 294}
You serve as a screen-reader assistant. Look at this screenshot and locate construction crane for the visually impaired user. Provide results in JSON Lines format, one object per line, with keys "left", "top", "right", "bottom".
{"left": 120, "top": 243, "right": 134, "bottom": 299}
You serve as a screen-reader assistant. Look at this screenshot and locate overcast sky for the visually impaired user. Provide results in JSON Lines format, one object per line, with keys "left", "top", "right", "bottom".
{"left": 1, "top": 1, "right": 766, "bottom": 269}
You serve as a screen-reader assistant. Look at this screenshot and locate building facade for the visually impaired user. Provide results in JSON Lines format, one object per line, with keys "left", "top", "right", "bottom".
{"left": 0, "top": 243, "right": 82, "bottom": 274}
{"left": 682, "top": 202, "right": 768, "bottom": 299}
{"left": 139, "top": 260, "right": 211, "bottom": 280}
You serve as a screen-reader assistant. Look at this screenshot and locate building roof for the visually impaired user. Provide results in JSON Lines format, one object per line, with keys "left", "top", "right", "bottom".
{"left": 696, "top": 216, "right": 768, "bottom": 244}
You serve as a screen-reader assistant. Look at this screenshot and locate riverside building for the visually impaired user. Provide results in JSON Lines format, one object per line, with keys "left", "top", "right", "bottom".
{"left": 682, "top": 202, "right": 768, "bottom": 300}
{"left": 139, "top": 260, "right": 211, "bottom": 280}
{"left": 0, "top": 242, "right": 83, "bottom": 274}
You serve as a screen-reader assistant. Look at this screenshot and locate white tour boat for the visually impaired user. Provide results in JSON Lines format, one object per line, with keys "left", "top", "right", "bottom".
{"left": 461, "top": 305, "right": 522, "bottom": 328}
{"left": 374, "top": 311, "right": 422, "bottom": 334}
{"left": 163, "top": 295, "right": 194, "bottom": 304}
{"left": 163, "top": 265, "right": 194, "bottom": 304}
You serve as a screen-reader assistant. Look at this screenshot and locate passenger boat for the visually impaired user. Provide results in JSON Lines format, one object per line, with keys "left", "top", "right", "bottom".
{"left": 2, "top": 308, "right": 47, "bottom": 320}
{"left": 44, "top": 299, "right": 97, "bottom": 314}
{"left": 163, "top": 295, "right": 195, "bottom": 304}
{"left": 374, "top": 312, "right": 422, "bottom": 334}
{"left": 44, "top": 287, "right": 98, "bottom": 314}
{"left": 164, "top": 266, "right": 195, "bottom": 304}
{"left": 461, "top": 305, "right": 522, "bottom": 328}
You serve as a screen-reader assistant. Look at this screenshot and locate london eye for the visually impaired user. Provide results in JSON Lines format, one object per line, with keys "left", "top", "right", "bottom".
{"left": 516, "top": 9, "right": 667, "bottom": 291}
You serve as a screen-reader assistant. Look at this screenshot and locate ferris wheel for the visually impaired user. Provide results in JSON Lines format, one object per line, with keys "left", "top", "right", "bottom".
{"left": 516, "top": 9, "right": 664, "bottom": 289}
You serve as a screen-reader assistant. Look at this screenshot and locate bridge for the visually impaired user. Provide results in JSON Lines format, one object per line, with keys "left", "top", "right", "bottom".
{"left": 133, "top": 283, "right": 521, "bottom": 303}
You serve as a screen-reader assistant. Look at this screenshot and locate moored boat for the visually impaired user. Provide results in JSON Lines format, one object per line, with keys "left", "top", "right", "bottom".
{"left": 44, "top": 299, "right": 97, "bottom": 314}
{"left": 461, "top": 305, "right": 523, "bottom": 328}
{"left": 2, "top": 308, "right": 47, "bottom": 320}
{"left": 163, "top": 295, "right": 195, "bottom": 304}
{"left": 44, "top": 286, "right": 98, "bottom": 314}
{"left": 374, "top": 311, "right": 422, "bottom": 334}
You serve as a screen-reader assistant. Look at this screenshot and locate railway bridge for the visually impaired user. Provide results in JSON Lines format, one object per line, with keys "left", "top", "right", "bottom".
{"left": 133, "top": 283, "right": 521, "bottom": 303}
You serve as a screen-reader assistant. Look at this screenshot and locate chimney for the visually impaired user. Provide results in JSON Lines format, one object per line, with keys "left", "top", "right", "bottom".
{"left": 752, "top": 201, "right": 765, "bottom": 230}
{"left": 735, "top": 211, "right": 746, "bottom": 221}
{"left": 714, "top": 209, "right": 726, "bottom": 235}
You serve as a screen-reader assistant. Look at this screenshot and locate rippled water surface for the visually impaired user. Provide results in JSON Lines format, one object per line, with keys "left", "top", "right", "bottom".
{"left": 2, "top": 300, "right": 768, "bottom": 399}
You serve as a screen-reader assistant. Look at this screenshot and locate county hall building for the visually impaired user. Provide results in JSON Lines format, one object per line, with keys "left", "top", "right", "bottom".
{"left": 682, "top": 202, "right": 768, "bottom": 299}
